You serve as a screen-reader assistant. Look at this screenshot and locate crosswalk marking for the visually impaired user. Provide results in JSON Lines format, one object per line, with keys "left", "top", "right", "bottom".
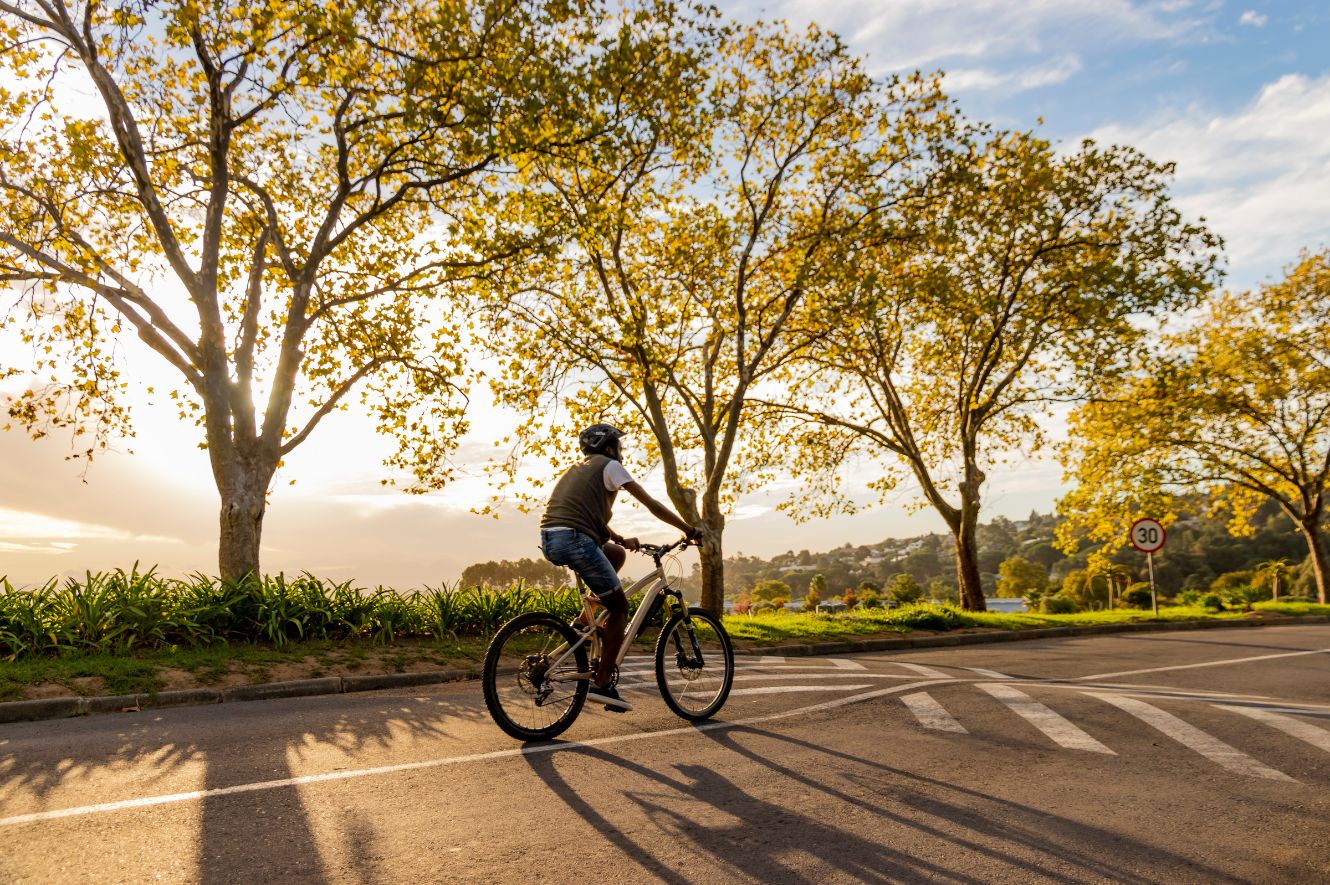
{"left": 893, "top": 662, "right": 952, "bottom": 679}
{"left": 902, "top": 692, "right": 968, "bottom": 733}
{"left": 1215, "top": 705, "right": 1330, "bottom": 754}
{"left": 829, "top": 658, "right": 867, "bottom": 670}
{"left": 980, "top": 684, "right": 1115, "bottom": 754}
{"left": 758, "top": 655, "right": 787, "bottom": 664}
{"left": 965, "top": 667, "right": 1012, "bottom": 679}
{"left": 1090, "top": 693, "right": 1295, "bottom": 781}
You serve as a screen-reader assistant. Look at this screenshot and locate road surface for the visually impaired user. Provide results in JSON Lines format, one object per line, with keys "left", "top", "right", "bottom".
{"left": 3, "top": 624, "right": 1329, "bottom": 883}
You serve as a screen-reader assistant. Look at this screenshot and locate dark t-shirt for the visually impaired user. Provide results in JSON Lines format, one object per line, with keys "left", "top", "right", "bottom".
{"left": 540, "top": 455, "right": 619, "bottom": 545}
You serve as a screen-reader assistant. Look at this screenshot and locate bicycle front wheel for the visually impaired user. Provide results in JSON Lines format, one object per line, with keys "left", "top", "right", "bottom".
{"left": 483, "top": 612, "right": 589, "bottom": 741}
{"left": 655, "top": 607, "right": 734, "bottom": 721}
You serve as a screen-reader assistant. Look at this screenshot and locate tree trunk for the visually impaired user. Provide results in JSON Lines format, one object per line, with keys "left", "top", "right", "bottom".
{"left": 1298, "top": 518, "right": 1329, "bottom": 605}
{"left": 952, "top": 477, "right": 987, "bottom": 612}
{"left": 216, "top": 455, "right": 274, "bottom": 585}
{"left": 952, "top": 520, "right": 986, "bottom": 611}
{"left": 698, "top": 500, "right": 727, "bottom": 618}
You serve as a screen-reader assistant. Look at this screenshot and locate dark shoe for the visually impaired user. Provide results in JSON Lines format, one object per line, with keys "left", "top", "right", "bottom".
{"left": 588, "top": 682, "right": 632, "bottom": 712}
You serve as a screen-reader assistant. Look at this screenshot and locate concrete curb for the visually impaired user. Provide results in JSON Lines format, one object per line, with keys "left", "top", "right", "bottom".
{"left": 2, "top": 615, "right": 1326, "bottom": 725}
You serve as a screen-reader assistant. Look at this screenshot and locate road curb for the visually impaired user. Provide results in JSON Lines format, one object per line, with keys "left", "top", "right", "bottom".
{"left": 3, "top": 615, "right": 1326, "bottom": 724}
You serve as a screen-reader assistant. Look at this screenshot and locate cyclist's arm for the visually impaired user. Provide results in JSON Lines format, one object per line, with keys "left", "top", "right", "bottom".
{"left": 622, "top": 481, "right": 696, "bottom": 536}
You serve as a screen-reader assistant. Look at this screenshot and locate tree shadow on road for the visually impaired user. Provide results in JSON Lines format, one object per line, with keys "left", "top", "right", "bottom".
{"left": 523, "top": 721, "right": 1246, "bottom": 884}
{"left": 0, "top": 685, "right": 487, "bottom": 883}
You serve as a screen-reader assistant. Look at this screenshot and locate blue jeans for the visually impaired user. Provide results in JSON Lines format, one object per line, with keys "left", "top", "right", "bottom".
{"left": 540, "top": 529, "right": 622, "bottom": 599}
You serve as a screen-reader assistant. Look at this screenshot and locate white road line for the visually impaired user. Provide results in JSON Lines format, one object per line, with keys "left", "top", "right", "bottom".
{"left": 979, "top": 684, "right": 1115, "bottom": 754}
{"left": 729, "top": 684, "right": 870, "bottom": 697}
{"left": 829, "top": 658, "right": 867, "bottom": 670}
{"left": 1215, "top": 705, "right": 1330, "bottom": 753}
{"left": 965, "top": 667, "right": 1012, "bottom": 680}
{"left": 1075, "top": 648, "right": 1330, "bottom": 681}
{"left": 1090, "top": 693, "right": 1296, "bottom": 781}
{"left": 893, "top": 662, "right": 952, "bottom": 679}
{"left": 0, "top": 678, "right": 957, "bottom": 829}
{"left": 757, "top": 655, "right": 786, "bottom": 664}
{"left": 901, "top": 692, "right": 968, "bottom": 733}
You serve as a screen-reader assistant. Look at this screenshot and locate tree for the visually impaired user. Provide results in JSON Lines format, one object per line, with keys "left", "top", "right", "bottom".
{"left": 752, "top": 579, "right": 791, "bottom": 604}
{"left": 460, "top": 558, "right": 569, "bottom": 590}
{"left": 475, "top": 21, "right": 945, "bottom": 615}
{"left": 803, "top": 586, "right": 822, "bottom": 611}
{"left": 1060, "top": 250, "right": 1330, "bottom": 603}
{"left": 1253, "top": 559, "right": 1291, "bottom": 601}
{"left": 1061, "top": 569, "right": 1109, "bottom": 610}
{"left": 771, "top": 127, "right": 1220, "bottom": 610}
{"left": 888, "top": 573, "right": 922, "bottom": 604}
{"left": 0, "top": 0, "right": 620, "bottom": 580}
{"left": 809, "top": 573, "right": 829, "bottom": 599}
{"left": 995, "top": 554, "right": 1047, "bottom": 598}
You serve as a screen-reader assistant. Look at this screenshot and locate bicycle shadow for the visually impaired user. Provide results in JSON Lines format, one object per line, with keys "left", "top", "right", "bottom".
{"left": 523, "top": 721, "right": 1243, "bottom": 884}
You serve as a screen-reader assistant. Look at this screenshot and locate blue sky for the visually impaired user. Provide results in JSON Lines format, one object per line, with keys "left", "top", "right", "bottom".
{"left": 2, "top": 1, "right": 1328, "bottom": 585}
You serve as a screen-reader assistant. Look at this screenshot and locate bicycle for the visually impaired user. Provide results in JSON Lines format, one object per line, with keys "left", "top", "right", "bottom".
{"left": 481, "top": 536, "right": 735, "bottom": 741}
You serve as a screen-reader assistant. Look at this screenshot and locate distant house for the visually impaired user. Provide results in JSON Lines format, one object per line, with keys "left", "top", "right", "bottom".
{"left": 817, "top": 600, "right": 848, "bottom": 614}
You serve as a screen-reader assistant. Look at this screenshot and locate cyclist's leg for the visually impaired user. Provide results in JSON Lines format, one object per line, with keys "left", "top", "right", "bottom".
{"left": 546, "top": 532, "right": 628, "bottom": 685}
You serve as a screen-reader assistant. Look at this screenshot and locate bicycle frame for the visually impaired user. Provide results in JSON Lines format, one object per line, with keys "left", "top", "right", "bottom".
{"left": 543, "top": 551, "right": 687, "bottom": 681}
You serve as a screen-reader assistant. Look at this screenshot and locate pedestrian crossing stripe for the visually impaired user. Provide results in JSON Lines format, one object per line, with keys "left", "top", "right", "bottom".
{"left": 979, "top": 683, "right": 1115, "bottom": 754}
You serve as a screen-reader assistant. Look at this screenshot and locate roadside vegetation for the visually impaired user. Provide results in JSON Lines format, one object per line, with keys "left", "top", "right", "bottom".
{"left": 2, "top": 569, "right": 1325, "bottom": 701}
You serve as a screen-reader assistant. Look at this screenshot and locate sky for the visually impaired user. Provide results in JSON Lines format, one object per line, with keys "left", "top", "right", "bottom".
{"left": 2, "top": 1, "right": 1328, "bottom": 587}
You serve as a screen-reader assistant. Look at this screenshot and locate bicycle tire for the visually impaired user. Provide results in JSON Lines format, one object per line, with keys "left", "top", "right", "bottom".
{"left": 655, "top": 607, "right": 734, "bottom": 721}
{"left": 483, "top": 612, "right": 589, "bottom": 741}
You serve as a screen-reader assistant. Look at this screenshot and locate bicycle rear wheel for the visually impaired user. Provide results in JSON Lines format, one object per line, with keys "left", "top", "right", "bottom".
{"left": 655, "top": 607, "right": 734, "bottom": 721}
{"left": 483, "top": 612, "right": 589, "bottom": 741}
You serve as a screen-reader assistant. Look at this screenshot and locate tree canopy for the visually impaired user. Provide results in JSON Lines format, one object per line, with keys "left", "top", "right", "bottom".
{"left": 1059, "top": 250, "right": 1330, "bottom": 603}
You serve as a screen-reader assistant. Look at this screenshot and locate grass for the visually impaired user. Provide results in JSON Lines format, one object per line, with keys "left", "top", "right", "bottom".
{"left": 2, "top": 569, "right": 1324, "bottom": 702}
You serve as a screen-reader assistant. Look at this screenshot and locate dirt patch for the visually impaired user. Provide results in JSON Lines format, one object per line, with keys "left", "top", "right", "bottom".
{"left": 26, "top": 682, "right": 76, "bottom": 699}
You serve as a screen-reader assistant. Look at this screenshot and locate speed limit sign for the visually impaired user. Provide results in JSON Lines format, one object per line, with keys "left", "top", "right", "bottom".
{"left": 1129, "top": 518, "right": 1166, "bottom": 553}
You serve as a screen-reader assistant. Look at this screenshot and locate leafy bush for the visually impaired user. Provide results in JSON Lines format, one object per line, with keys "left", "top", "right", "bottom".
{"left": 1199, "top": 593, "right": 1225, "bottom": 612}
{"left": 1122, "top": 584, "right": 1154, "bottom": 609}
{"left": 1041, "top": 595, "right": 1079, "bottom": 614}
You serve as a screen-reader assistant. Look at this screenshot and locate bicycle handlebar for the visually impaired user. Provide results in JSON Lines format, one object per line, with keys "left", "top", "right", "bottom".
{"left": 635, "top": 535, "right": 697, "bottom": 560}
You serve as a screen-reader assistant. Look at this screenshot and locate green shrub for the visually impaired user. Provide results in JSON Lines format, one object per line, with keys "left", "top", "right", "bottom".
{"left": 1041, "top": 595, "right": 1079, "bottom": 614}
{"left": 1122, "top": 584, "right": 1154, "bottom": 609}
{"left": 1199, "top": 593, "right": 1225, "bottom": 612}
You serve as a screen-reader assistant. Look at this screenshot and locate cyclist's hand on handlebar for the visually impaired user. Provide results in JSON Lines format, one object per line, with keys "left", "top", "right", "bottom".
{"left": 621, "top": 536, "right": 641, "bottom": 551}
{"left": 687, "top": 525, "right": 705, "bottom": 542}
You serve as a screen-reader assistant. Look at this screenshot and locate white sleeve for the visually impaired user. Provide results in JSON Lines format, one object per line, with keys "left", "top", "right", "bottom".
{"left": 603, "top": 460, "right": 634, "bottom": 491}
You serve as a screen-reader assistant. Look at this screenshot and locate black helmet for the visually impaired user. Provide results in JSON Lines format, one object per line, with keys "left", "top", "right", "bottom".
{"left": 579, "top": 423, "right": 625, "bottom": 456}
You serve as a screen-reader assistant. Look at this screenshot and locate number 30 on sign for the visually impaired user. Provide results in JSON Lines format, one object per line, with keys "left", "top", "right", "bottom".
{"left": 1129, "top": 518, "right": 1166, "bottom": 553}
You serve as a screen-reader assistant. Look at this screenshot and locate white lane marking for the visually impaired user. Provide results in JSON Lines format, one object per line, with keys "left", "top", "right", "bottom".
{"left": 893, "top": 662, "right": 952, "bottom": 679}
{"left": 729, "top": 684, "right": 870, "bottom": 697}
{"left": 829, "top": 658, "right": 866, "bottom": 670}
{"left": 902, "top": 692, "right": 968, "bottom": 733}
{"left": 1215, "top": 705, "right": 1330, "bottom": 753}
{"left": 759, "top": 656, "right": 786, "bottom": 664}
{"left": 0, "top": 678, "right": 956, "bottom": 828}
{"left": 1076, "top": 647, "right": 1330, "bottom": 681}
{"left": 965, "top": 667, "right": 1012, "bottom": 679}
{"left": 979, "top": 684, "right": 1115, "bottom": 754}
{"left": 1090, "top": 693, "right": 1296, "bottom": 782}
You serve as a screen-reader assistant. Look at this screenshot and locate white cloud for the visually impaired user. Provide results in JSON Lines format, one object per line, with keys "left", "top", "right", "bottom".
{"left": 0, "top": 507, "right": 180, "bottom": 544}
{"left": 726, "top": 0, "right": 1215, "bottom": 72}
{"left": 944, "top": 55, "right": 1083, "bottom": 93}
{"left": 1238, "top": 10, "right": 1268, "bottom": 27}
{"left": 1090, "top": 73, "right": 1330, "bottom": 277}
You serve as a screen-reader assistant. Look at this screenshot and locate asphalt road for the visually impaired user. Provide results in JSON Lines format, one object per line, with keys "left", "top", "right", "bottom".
{"left": 3, "top": 624, "right": 1330, "bottom": 884}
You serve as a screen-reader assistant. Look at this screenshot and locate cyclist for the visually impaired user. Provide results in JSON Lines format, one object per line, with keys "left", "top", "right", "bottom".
{"left": 539, "top": 423, "right": 702, "bottom": 712}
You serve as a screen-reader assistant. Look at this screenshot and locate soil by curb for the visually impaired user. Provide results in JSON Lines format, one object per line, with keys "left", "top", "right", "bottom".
{"left": 2, "top": 615, "right": 1325, "bottom": 725}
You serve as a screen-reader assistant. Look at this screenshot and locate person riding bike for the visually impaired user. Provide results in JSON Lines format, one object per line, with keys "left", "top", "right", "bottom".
{"left": 539, "top": 423, "right": 702, "bottom": 712}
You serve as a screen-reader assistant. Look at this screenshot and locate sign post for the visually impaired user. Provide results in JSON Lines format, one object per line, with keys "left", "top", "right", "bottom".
{"left": 1129, "top": 518, "right": 1167, "bottom": 615}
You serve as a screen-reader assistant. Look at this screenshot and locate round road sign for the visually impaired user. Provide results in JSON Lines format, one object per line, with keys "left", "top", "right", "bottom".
{"left": 1129, "top": 518, "right": 1166, "bottom": 553}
